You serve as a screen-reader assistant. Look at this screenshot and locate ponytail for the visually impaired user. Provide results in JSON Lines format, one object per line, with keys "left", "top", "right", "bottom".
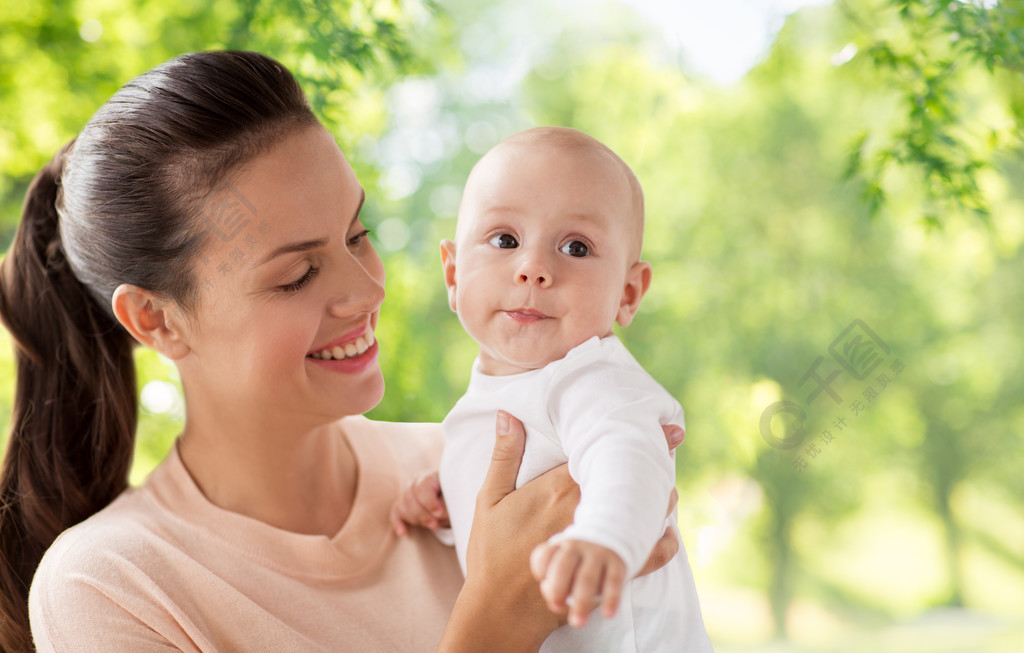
{"left": 0, "top": 50, "right": 319, "bottom": 650}
{"left": 0, "top": 143, "right": 137, "bottom": 651}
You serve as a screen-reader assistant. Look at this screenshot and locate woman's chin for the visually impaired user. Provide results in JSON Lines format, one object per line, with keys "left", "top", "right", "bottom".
{"left": 348, "top": 374, "right": 386, "bottom": 416}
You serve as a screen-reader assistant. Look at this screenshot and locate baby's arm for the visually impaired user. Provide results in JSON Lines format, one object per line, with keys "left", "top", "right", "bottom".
{"left": 536, "top": 357, "right": 682, "bottom": 625}
{"left": 390, "top": 471, "right": 450, "bottom": 536}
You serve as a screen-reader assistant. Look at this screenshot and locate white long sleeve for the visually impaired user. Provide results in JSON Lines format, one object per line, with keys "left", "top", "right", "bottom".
{"left": 440, "top": 335, "right": 712, "bottom": 652}
{"left": 544, "top": 341, "right": 681, "bottom": 576}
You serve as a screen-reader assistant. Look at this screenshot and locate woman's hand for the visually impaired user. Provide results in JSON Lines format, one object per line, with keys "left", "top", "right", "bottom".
{"left": 439, "top": 411, "right": 570, "bottom": 652}
{"left": 639, "top": 423, "right": 683, "bottom": 577}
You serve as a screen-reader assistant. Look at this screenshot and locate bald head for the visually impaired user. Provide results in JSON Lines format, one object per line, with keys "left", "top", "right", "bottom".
{"left": 460, "top": 126, "right": 645, "bottom": 261}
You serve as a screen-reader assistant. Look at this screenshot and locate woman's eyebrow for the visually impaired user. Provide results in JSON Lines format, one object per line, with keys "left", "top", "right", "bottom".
{"left": 258, "top": 237, "right": 328, "bottom": 265}
{"left": 257, "top": 188, "right": 366, "bottom": 266}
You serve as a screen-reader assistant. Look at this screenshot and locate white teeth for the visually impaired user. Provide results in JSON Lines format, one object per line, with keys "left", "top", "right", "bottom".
{"left": 310, "top": 333, "right": 375, "bottom": 361}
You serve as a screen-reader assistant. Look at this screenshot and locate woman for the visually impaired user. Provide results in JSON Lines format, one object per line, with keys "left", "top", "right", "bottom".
{"left": 0, "top": 51, "right": 682, "bottom": 652}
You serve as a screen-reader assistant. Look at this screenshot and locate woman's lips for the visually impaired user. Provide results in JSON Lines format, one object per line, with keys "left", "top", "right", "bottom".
{"left": 308, "top": 332, "right": 375, "bottom": 360}
{"left": 306, "top": 339, "right": 379, "bottom": 373}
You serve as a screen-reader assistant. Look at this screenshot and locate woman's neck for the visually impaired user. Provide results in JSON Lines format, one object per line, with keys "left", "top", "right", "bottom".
{"left": 176, "top": 414, "right": 359, "bottom": 537}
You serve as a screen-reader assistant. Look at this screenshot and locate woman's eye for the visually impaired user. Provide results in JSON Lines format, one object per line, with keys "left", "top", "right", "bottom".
{"left": 279, "top": 266, "right": 319, "bottom": 292}
{"left": 488, "top": 233, "right": 519, "bottom": 249}
{"left": 348, "top": 229, "right": 371, "bottom": 247}
{"left": 560, "top": 240, "right": 589, "bottom": 257}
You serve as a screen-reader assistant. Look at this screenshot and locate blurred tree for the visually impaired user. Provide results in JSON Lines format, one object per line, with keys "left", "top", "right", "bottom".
{"left": 842, "top": 0, "right": 1024, "bottom": 226}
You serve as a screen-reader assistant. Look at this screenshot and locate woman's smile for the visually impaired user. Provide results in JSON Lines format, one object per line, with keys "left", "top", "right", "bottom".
{"left": 308, "top": 331, "right": 376, "bottom": 360}
{"left": 306, "top": 333, "right": 379, "bottom": 373}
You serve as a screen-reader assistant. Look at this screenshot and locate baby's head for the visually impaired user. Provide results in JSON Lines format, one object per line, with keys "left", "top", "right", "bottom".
{"left": 441, "top": 126, "right": 652, "bottom": 376}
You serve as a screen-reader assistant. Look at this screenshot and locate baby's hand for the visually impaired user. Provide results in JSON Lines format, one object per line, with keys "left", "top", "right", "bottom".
{"left": 529, "top": 538, "right": 627, "bottom": 628}
{"left": 389, "top": 471, "right": 450, "bottom": 536}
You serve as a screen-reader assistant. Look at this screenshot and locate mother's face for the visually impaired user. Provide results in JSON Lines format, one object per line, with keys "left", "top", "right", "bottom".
{"left": 174, "top": 124, "right": 386, "bottom": 431}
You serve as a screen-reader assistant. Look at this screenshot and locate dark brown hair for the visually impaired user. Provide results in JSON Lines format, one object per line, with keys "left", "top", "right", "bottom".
{"left": 0, "top": 51, "right": 317, "bottom": 650}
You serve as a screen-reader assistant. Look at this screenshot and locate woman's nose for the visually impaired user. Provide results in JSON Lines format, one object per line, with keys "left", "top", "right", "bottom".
{"left": 327, "top": 256, "right": 386, "bottom": 317}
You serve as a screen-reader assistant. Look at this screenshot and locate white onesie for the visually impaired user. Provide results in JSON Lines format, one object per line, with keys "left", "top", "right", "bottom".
{"left": 440, "top": 335, "right": 713, "bottom": 652}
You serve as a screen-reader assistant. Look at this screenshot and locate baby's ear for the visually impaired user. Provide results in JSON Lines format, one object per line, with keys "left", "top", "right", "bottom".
{"left": 440, "top": 240, "right": 458, "bottom": 312}
{"left": 616, "top": 261, "right": 652, "bottom": 327}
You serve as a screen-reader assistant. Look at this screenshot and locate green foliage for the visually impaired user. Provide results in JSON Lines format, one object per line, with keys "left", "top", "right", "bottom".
{"left": 841, "top": 0, "right": 1024, "bottom": 226}
{"left": 221, "top": 0, "right": 437, "bottom": 144}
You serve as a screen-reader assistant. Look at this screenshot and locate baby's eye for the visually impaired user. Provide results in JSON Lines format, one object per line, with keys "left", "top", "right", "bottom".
{"left": 560, "top": 240, "right": 589, "bottom": 257}
{"left": 489, "top": 233, "right": 519, "bottom": 249}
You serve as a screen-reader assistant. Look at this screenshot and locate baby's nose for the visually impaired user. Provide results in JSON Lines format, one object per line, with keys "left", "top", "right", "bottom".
{"left": 515, "top": 254, "right": 553, "bottom": 287}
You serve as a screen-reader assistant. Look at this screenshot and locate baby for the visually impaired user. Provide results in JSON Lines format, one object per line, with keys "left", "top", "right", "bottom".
{"left": 395, "top": 126, "right": 712, "bottom": 652}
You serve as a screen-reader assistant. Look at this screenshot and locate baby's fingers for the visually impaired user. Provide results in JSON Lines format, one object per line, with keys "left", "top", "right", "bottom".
{"left": 567, "top": 556, "right": 603, "bottom": 628}
{"left": 388, "top": 504, "right": 409, "bottom": 536}
{"left": 539, "top": 546, "right": 579, "bottom": 615}
{"left": 411, "top": 473, "right": 448, "bottom": 523}
{"left": 391, "top": 487, "right": 441, "bottom": 534}
{"left": 599, "top": 560, "right": 626, "bottom": 619}
{"left": 530, "top": 541, "right": 556, "bottom": 582}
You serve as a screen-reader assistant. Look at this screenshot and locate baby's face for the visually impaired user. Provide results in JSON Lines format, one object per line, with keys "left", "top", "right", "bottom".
{"left": 443, "top": 141, "right": 647, "bottom": 376}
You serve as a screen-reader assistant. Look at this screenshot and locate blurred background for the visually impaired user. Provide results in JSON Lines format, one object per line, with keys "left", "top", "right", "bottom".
{"left": 2, "top": 0, "right": 1022, "bottom": 650}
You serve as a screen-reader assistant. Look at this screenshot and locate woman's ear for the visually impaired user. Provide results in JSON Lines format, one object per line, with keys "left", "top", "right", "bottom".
{"left": 440, "top": 239, "right": 458, "bottom": 312}
{"left": 616, "top": 261, "right": 652, "bottom": 327}
{"left": 111, "top": 284, "right": 191, "bottom": 360}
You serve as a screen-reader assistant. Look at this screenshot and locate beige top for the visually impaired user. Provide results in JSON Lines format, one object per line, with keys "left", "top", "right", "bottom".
{"left": 29, "top": 417, "right": 463, "bottom": 652}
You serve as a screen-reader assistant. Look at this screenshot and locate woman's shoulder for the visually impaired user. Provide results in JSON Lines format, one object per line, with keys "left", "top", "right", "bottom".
{"left": 32, "top": 487, "right": 164, "bottom": 587}
{"left": 28, "top": 487, "right": 178, "bottom": 644}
